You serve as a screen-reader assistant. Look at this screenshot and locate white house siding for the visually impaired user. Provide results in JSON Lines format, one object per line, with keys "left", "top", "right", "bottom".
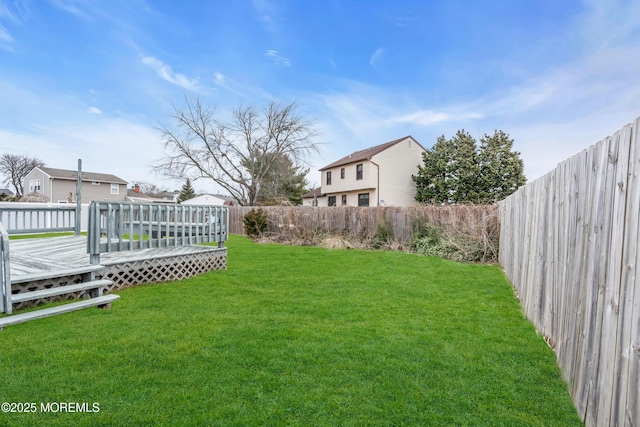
{"left": 181, "top": 194, "right": 226, "bottom": 205}
{"left": 323, "top": 162, "right": 377, "bottom": 194}
{"left": 370, "top": 138, "right": 425, "bottom": 206}
{"left": 318, "top": 136, "right": 425, "bottom": 207}
{"left": 322, "top": 164, "right": 377, "bottom": 206}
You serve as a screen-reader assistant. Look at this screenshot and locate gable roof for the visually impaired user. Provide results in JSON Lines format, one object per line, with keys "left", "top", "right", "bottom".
{"left": 36, "top": 167, "right": 128, "bottom": 184}
{"left": 301, "top": 187, "right": 325, "bottom": 199}
{"left": 319, "top": 136, "right": 423, "bottom": 171}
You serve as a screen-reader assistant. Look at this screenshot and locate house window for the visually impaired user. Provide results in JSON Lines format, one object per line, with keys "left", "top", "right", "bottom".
{"left": 110, "top": 183, "right": 119, "bottom": 195}
{"left": 341, "top": 168, "right": 345, "bottom": 179}
{"left": 328, "top": 196, "right": 336, "bottom": 206}
{"left": 326, "top": 171, "right": 332, "bottom": 185}
{"left": 356, "top": 164, "right": 363, "bottom": 180}
{"left": 29, "top": 179, "right": 41, "bottom": 192}
{"left": 341, "top": 195, "right": 347, "bottom": 205}
{"left": 358, "top": 193, "right": 369, "bottom": 207}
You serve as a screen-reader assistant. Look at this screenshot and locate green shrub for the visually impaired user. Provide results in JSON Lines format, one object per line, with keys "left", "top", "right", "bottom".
{"left": 411, "top": 219, "right": 493, "bottom": 263}
{"left": 411, "top": 223, "right": 457, "bottom": 259}
{"left": 372, "top": 218, "right": 395, "bottom": 249}
{"left": 243, "top": 208, "right": 268, "bottom": 237}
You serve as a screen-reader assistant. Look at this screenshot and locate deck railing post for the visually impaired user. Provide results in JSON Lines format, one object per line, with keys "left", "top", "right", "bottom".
{"left": 0, "top": 223, "right": 12, "bottom": 314}
{"left": 87, "top": 201, "right": 101, "bottom": 265}
{"left": 75, "top": 159, "right": 82, "bottom": 236}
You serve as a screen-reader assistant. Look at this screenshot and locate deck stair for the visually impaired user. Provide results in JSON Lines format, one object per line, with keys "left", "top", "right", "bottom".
{"left": 0, "top": 265, "right": 119, "bottom": 329}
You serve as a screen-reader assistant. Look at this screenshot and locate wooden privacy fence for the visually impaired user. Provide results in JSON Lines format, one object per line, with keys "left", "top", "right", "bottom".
{"left": 499, "top": 117, "right": 640, "bottom": 426}
{"left": 228, "top": 204, "right": 498, "bottom": 246}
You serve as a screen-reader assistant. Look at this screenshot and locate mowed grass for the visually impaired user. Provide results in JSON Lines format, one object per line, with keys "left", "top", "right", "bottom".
{"left": 0, "top": 235, "right": 580, "bottom": 426}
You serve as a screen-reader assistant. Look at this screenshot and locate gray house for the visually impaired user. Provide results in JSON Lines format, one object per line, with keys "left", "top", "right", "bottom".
{"left": 23, "top": 167, "right": 128, "bottom": 203}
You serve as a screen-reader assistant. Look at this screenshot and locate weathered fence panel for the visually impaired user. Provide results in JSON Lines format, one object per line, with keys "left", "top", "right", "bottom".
{"left": 228, "top": 204, "right": 498, "bottom": 248}
{"left": 499, "top": 117, "right": 640, "bottom": 426}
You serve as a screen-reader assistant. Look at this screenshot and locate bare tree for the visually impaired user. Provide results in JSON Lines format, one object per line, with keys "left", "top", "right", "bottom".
{"left": 0, "top": 154, "right": 44, "bottom": 198}
{"left": 154, "top": 97, "right": 318, "bottom": 206}
{"left": 135, "top": 181, "right": 168, "bottom": 197}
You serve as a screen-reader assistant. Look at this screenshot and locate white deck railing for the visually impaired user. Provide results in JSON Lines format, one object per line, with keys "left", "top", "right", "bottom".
{"left": 0, "top": 203, "right": 80, "bottom": 235}
{"left": 87, "top": 202, "right": 229, "bottom": 263}
{"left": 0, "top": 202, "right": 229, "bottom": 313}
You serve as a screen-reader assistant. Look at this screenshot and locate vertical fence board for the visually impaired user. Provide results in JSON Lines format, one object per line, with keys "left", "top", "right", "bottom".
{"left": 626, "top": 119, "right": 640, "bottom": 427}
{"left": 500, "top": 118, "right": 640, "bottom": 427}
{"left": 615, "top": 120, "right": 640, "bottom": 426}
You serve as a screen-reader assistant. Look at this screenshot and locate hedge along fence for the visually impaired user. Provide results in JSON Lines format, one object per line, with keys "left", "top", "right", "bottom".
{"left": 228, "top": 205, "right": 499, "bottom": 259}
{"left": 499, "top": 117, "right": 640, "bottom": 426}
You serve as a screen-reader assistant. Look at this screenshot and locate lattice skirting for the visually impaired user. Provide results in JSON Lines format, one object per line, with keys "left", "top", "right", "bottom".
{"left": 98, "top": 249, "right": 227, "bottom": 292}
{"left": 11, "top": 274, "right": 92, "bottom": 311}
{"left": 11, "top": 248, "right": 227, "bottom": 309}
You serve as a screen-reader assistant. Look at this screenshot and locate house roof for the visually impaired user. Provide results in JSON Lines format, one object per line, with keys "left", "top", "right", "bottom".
{"left": 126, "top": 189, "right": 171, "bottom": 203}
{"left": 37, "top": 167, "right": 128, "bottom": 184}
{"left": 301, "top": 187, "right": 325, "bottom": 199}
{"left": 319, "top": 136, "right": 423, "bottom": 171}
{"left": 181, "top": 194, "right": 236, "bottom": 205}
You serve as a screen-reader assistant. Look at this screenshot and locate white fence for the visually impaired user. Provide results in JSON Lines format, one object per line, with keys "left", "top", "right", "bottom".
{"left": 499, "top": 118, "right": 640, "bottom": 426}
{"left": 0, "top": 202, "right": 90, "bottom": 233}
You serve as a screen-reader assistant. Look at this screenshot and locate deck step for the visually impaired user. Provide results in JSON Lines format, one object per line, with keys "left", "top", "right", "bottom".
{"left": 11, "top": 279, "right": 113, "bottom": 303}
{"left": 0, "top": 294, "right": 120, "bottom": 329}
{"left": 12, "top": 265, "right": 106, "bottom": 284}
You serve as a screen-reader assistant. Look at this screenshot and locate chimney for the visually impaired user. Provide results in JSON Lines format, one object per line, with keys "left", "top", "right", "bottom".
{"left": 134, "top": 184, "right": 140, "bottom": 193}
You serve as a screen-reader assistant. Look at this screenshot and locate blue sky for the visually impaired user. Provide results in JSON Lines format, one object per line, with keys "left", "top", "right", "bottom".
{"left": 1, "top": 0, "right": 639, "bottom": 193}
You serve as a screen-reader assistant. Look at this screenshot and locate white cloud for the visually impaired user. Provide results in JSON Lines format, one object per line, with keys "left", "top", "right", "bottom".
{"left": 0, "top": 2, "right": 21, "bottom": 51}
{"left": 265, "top": 50, "right": 290, "bottom": 66}
{"left": 0, "top": 25, "right": 13, "bottom": 51}
{"left": 0, "top": 118, "right": 165, "bottom": 186}
{"left": 252, "top": 0, "right": 277, "bottom": 33}
{"left": 369, "top": 48, "right": 385, "bottom": 74}
{"left": 46, "top": 0, "right": 90, "bottom": 19}
{"left": 140, "top": 55, "right": 201, "bottom": 92}
{"left": 88, "top": 106, "right": 102, "bottom": 114}
{"left": 391, "top": 110, "right": 483, "bottom": 127}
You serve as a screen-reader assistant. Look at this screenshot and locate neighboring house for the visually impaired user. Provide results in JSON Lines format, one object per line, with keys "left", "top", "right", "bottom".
{"left": 301, "top": 188, "right": 325, "bottom": 206}
{"left": 181, "top": 194, "right": 234, "bottom": 206}
{"left": 312, "top": 136, "right": 426, "bottom": 207}
{"left": 0, "top": 188, "right": 14, "bottom": 197}
{"left": 126, "top": 184, "right": 172, "bottom": 203}
{"left": 24, "top": 167, "right": 128, "bottom": 203}
{"left": 158, "top": 191, "right": 180, "bottom": 203}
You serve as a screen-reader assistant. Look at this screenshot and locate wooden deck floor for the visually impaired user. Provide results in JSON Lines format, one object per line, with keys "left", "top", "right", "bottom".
{"left": 9, "top": 236, "right": 222, "bottom": 282}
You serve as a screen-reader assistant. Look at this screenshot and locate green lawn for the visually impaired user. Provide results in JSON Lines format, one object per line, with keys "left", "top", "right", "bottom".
{"left": 0, "top": 235, "right": 580, "bottom": 426}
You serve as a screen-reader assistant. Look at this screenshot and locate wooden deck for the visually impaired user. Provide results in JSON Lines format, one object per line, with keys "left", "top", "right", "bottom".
{"left": 9, "top": 236, "right": 225, "bottom": 283}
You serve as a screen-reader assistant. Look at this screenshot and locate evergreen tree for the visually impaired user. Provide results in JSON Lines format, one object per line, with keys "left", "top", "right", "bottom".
{"left": 450, "top": 130, "right": 480, "bottom": 203}
{"left": 177, "top": 179, "right": 196, "bottom": 203}
{"left": 250, "top": 154, "right": 309, "bottom": 205}
{"left": 478, "top": 130, "right": 526, "bottom": 203}
{"left": 413, "top": 129, "right": 526, "bottom": 204}
{"left": 413, "top": 135, "right": 454, "bottom": 204}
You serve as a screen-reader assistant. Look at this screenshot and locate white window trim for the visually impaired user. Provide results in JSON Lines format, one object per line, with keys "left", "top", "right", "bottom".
{"left": 110, "top": 183, "right": 119, "bottom": 195}
{"left": 29, "top": 179, "right": 41, "bottom": 192}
